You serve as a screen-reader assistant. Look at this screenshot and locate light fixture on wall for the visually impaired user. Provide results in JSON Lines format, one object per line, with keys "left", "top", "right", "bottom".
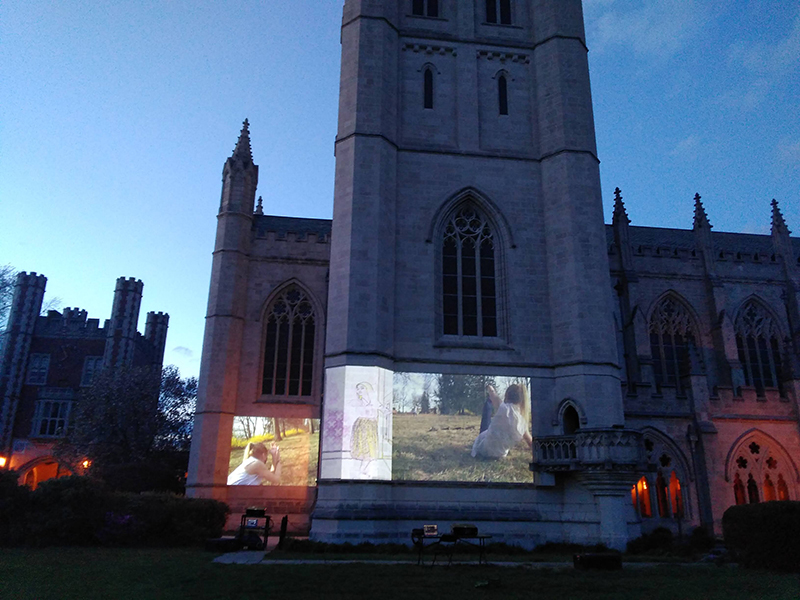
{"left": 0, "top": 456, "right": 6, "bottom": 468}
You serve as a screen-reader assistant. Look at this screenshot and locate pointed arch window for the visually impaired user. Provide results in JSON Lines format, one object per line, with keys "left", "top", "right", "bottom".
{"left": 562, "top": 405, "right": 580, "bottom": 435}
{"left": 412, "top": 0, "right": 438, "bottom": 17}
{"left": 637, "top": 435, "right": 689, "bottom": 520}
{"left": 423, "top": 67, "right": 434, "bottom": 109}
{"left": 442, "top": 205, "right": 497, "bottom": 337}
{"left": 631, "top": 476, "right": 652, "bottom": 518}
{"left": 649, "top": 297, "right": 697, "bottom": 394}
{"left": 498, "top": 74, "right": 508, "bottom": 115}
{"left": 733, "top": 473, "right": 746, "bottom": 505}
{"left": 262, "top": 287, "right": 316, "bottom": 397}
{"left": 735, "top": 301, "right": 784, "bottom": 396}
{"left": 730, "top": 434, "right": 794, "bottom": 505}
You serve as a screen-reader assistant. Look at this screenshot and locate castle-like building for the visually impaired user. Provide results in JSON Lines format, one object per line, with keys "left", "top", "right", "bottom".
{"left": 187, "top": 0, "right": 800, "bottom": 549}
{"left": 0, "top": 274, "right": 168, "bottom": 488}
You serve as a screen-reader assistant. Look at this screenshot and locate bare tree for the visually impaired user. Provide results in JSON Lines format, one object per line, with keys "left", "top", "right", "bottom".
{"left": 0, "top": 264, "right": 16, "bottom": 332}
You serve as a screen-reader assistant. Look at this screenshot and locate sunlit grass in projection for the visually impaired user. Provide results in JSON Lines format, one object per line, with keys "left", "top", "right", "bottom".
{"left": 392, "top": 374, "right": 532, "bottom": 483}
{"left": 229, "top": 417, "right": 319, "bottom": 486}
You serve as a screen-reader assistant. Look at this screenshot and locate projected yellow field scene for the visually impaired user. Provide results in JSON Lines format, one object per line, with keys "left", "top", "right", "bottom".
{"left": 228, "top": 417, "right": 319, "bottom": 487}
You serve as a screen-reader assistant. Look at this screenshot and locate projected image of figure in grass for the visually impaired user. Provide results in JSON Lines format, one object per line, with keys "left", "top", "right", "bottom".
{"left": 392, "top": 373, "right": 532, "bottom": 483}
{"left": 472, "top": 383, "right": 532, "bottom": 459}
{"left": 228, "top": 441, "right": 282, "bottom": 485}
{"left": 228, "top": 416, "right": 320, "bottom": 486}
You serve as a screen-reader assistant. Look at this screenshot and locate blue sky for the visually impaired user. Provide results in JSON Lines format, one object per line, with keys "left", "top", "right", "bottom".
{"left": 1, "top": 0, "right": 797, "bottom": 379}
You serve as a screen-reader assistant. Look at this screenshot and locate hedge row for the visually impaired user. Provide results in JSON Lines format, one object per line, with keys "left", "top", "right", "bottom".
{"left": 0, "top": 471, "right": 229, "bottom": 547}
{"left": 723, "top": 501, "right": 800, "bottom": 572}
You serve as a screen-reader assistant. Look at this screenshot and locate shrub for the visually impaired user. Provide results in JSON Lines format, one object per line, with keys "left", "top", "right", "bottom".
{"left": 26, "top": 476, "right": 111, "bottom": 546}
{"left": 0, "top": 470, "right": 31, "bottom": 546}
{"left": 94, "top": 455, "right": 188, "bottom": 495}
{"left": 626, "top": 527, "right": 673, "bottom": 555}
{"left": 0, "top": 474, "right": 229, "bottom": 547}
{"left": 688, "top": 526, "right": 716, "bottom": 553}
{"left": 723, "top": 502, "right": 800, "bottom": 572}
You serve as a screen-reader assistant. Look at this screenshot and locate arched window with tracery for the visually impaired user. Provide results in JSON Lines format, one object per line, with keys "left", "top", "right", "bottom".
{"left": 649, "top": 296, "right": 697, "bottom": 394}
{"left": 735, "top": 301, "right": 784, "bottom": 396}
{"left": 442, "top": 205, "right": 498, "bottom": 337}
{"left": 262, "top": 287, "right": 316, "bottom": 397}
{"left": 729, "top": 434, "right": 795, "bottom": 506}
{"left": 635, "top": 432, "right": 690, "bottom": 521}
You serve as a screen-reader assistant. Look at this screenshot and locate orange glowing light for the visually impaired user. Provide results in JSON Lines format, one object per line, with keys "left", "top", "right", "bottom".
{"left": 0, "top": 456, "right": 6, "bottom": 468}
{"left": 81, "top": 459, "right": 91, "bottom": 469}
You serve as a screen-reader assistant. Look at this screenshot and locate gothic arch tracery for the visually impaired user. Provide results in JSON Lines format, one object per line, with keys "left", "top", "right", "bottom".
{"left": 631, "top": 428, "right": 693, "bottom": 521}
{"left": 429, "top": 189, "right": 512, "bottom": 341}
{"left": 259, "top": 281, "right": 323, "bottom": 399}
{"left": 733, "top": 297, "right": 786, "bottom": 395}
{"left": 725, "top": 430, "right": 798, "bottom": 504}
{"left": 647, "top": 292, "right": 700, "bottom": 393}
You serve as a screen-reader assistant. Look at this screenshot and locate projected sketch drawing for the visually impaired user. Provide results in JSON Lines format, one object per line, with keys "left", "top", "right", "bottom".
{"left": 350, "top": 381, "right": 381, "bottom": 475}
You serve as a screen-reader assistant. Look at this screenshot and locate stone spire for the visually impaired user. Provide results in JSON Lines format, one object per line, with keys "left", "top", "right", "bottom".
{"left": 232, "top": 119, "right": 253, "bottom": 162}
{"left": 612, "top": 187, "right": 630, "bottom": 226}
{"left": 611, "top": 187, "right": 634, "bottom": 271}
{"left": 693, "top": 193, "right": 711, "bottom": 231}
{"left": 771, "top": 199, "right": 791, "bottom": 236}
{"left": 219, "top": 119, "right": 258, "bottom": 215}
{"left": 255, "top": 196, "right": 264, "bottom": 215}
{"left": 693, "top": 193, "right": 716, "bottom": 277}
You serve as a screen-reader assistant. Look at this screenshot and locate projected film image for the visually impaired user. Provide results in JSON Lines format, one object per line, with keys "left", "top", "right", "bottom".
{"left": 228, "top": 416, "right": 320, "bottom": 486}
{"left": 392, "top": 373, "right": 532, "bottom": 483}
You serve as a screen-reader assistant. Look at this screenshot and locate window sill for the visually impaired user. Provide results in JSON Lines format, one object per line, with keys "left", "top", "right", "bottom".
{"left": 257, "top": 395, "right": 318, "bottom": 405}
{"left": 480, "top": 22, "right": 522, "bottom": 29}
{"left": 408, "top": 14, "right": 448, "bottom": 21}
{"left": 434, "top": 335, "right": 511, "bottom": 351}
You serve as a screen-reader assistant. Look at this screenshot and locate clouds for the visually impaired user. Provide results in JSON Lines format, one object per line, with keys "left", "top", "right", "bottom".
{"left": 723, "top": 11, "right": 800, "bottom": 110}
{"left": 172, "top": 346, "right": 194, "bottom": 358}
{"left": 777, "top": 138, "right": 800, "bottom": 169}
{"left": 585, "top": 0, "right": 709, "bottom": 59}
{"left": 670, "top": 134, "right": 701, "bottom": 159}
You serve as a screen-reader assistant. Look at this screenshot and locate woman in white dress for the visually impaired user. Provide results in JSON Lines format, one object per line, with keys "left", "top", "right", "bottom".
{"left": 471, "top": 384, "right": 532, "bottom": 459}
{"left": 227, "top": 442, "right": 282, "bottom": 485}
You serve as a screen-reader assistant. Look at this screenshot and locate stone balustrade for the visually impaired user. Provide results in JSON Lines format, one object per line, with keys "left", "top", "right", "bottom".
{"left": 532, "top": 429, "right": 645, "bottom": 472}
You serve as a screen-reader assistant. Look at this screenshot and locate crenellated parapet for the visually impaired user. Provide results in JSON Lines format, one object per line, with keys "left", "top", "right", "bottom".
{"left": 36, "top": 308, "right": 105, "bottom": 338}
{"left": 253, "top": 215, "right": 332, "bottom": 244}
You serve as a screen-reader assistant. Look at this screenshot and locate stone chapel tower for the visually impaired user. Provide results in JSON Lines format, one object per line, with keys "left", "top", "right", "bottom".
{"left": 314, "top": 0, "right": 644, "bottom": 549}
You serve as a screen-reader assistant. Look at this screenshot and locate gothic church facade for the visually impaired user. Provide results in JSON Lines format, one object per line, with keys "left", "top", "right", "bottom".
{"left": 187, "top": 0, "right": 800, "bottom": 549}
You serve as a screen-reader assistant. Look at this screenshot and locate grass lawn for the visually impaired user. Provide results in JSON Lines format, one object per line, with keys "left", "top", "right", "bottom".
{"left": 2, "top": 548, "right": 798, "bottom": 600}
{"left": 392, "top": 413, "right": 532, "bottom": 483}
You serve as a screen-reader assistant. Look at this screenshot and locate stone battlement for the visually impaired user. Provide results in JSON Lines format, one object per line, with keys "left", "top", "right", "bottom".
{"left": 253, "top": 215, "right": 331, "bottom": 244}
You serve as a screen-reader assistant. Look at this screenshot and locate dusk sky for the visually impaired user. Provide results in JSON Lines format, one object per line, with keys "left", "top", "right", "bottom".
{"left": 1, "top": 1, "right": 798, "bottom": 380}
